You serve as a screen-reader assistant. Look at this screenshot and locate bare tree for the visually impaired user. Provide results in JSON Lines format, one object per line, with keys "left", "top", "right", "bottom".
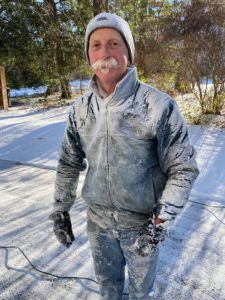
{"left": 168, "top": 0, "right": 225, "bottom": 113}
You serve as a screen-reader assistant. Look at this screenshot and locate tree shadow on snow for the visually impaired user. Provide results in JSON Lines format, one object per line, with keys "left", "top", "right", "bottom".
{"left": 156, "top": 126, "right": 225, "bottom": 299}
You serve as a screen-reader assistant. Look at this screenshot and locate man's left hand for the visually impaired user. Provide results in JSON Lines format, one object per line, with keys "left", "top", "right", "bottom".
{"left": 134, "top": 218, "right": 166, "bottom": 257}
{"left": 154, "top": 217, "right": 165, "bottom": 225}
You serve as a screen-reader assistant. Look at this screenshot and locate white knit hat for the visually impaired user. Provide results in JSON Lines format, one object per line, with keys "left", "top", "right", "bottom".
{"left": 85, "top": 12, "right": 135, "bottom": 64}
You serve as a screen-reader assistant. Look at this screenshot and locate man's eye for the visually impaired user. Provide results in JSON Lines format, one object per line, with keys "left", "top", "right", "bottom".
{"left": 92, "top": 43, "right": 100, "bottom": 48}
{"left": 110, "top": 41, "right": 119, "bottom": 48}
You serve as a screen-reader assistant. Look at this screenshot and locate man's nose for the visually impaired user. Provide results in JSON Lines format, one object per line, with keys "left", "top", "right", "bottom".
{"left": 99, "top": 44, "right": 111, "bottom": 59}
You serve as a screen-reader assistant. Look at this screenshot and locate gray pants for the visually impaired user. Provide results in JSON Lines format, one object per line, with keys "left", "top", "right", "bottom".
{"left": 87, "top": 218, "right": 158, "bottom": 300}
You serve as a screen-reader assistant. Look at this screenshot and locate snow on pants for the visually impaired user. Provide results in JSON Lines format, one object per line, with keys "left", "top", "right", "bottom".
{"left": 87, "top": 218, "right": 158, "bottom": 300}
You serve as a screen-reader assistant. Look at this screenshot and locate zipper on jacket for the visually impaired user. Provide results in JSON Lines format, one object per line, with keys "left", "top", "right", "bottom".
{"left": 105, "top": 106, "right": 117, "bottom": 224}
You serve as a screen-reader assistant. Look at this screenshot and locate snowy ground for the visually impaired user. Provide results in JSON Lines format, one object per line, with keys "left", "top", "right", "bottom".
{"left": 0, "top": 105, "right": 225, "bottom": 300}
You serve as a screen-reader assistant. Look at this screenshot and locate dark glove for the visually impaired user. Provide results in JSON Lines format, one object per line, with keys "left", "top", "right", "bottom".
{"left": 134, "top": 218, "right": 166, "bottom": 257}
{"left": 49, "top": 211, "right": 75, "bottom": 248}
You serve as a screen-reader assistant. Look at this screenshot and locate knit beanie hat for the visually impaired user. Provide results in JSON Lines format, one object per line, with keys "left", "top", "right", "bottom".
{"left": 85, "top": 12, "right": 135, "bottom": 64}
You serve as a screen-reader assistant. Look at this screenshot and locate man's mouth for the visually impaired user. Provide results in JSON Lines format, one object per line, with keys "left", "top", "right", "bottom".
{"left": 100, "top": 67, "right": 110, "bottom": 74}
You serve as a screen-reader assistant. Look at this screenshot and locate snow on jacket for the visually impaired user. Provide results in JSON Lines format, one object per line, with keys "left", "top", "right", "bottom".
{"left": 53, "top": 67, "right": 199, "bottom": 227}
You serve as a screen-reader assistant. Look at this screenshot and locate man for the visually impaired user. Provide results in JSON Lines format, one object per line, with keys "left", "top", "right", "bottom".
{"left": 49, "top": 12, "right": 199, "bottom": 300}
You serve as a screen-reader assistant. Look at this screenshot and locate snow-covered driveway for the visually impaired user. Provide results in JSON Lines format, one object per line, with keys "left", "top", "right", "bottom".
{"left": 0, "top": 106, "right": 225, "bottom": 299}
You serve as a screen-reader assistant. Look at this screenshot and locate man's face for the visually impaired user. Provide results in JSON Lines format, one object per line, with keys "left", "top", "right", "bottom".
{"left": 88, "top": 28, "right": 129, "bottom": 88}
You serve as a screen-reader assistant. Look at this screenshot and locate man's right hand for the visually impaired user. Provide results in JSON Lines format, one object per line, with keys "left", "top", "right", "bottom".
{"left": 49, "top": 211, "right": 75, "bottom": 248}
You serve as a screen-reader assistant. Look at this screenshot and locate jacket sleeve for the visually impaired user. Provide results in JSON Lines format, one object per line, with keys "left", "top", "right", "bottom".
{"left": 53, "top": 105, "right": 87, "bottom": 213}
{"left": 155, "top": 99, "right": 199, "bottom": 222}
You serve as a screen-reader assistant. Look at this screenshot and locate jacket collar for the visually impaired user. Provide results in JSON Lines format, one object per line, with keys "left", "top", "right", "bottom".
{"left": 89, "top": 67, "right": 140, "bottom": 103}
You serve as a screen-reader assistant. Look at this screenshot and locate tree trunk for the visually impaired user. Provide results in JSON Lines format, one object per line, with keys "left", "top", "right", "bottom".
{"left": 93, "top": 0, "right": 108, "bottom": 16}
{"left": 0, "top": 66, "right": 9, "bottom": 111}
{"left": 79, "top": 78, "right": 84, "bottom": 95}
{"left": 61, "top": 81, "right": 72, "bottom": 99}
{"left": 45, "top": 84, "right": 60, "bottom": 97}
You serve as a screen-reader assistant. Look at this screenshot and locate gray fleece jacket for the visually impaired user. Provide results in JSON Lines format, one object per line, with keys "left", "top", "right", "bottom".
{"left": 53, "top": 67, "right": 199, "bottom": 228}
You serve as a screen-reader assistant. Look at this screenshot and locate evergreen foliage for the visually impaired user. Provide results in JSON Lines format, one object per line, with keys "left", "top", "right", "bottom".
{"left": 0, "top": 0, "right": 224, "bottom": 109}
